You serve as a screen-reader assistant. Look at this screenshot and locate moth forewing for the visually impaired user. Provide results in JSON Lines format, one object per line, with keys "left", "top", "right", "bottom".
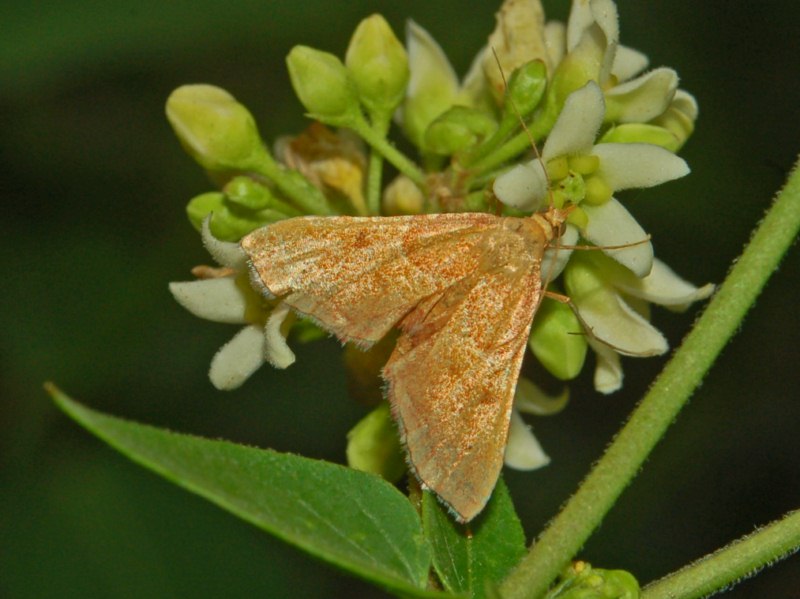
{"left": 240, "top": 207, "right": 568, "bottom": 522}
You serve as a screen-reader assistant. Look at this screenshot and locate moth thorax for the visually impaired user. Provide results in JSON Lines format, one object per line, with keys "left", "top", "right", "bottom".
{"left": 530, "top": 208, "right": 567, "bottom": 241}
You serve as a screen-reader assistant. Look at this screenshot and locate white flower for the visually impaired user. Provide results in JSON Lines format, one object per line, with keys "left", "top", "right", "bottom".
{"left": 398, "top": 20, "right": 492, "bottom": 148}
{"left": 169, "top": 219, "right": 295, "bottom": 390}
{"left": 494, "top": 80, "right": 689, "bottom": 277}
{"left": 564, "top": 251, "right": 714, "bottom": 392}
{"left": 504, "top": 376, "right": 569, "bottom": 471}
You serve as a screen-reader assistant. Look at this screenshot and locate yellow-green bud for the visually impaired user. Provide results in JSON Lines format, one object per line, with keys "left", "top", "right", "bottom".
{"left": 529, "top": 298, "right": 588, "bottom": 380}
{"left": 346, "top": 402, "right": 406, "bottom": 483}
{"left": 546, "top": 156, "right": 570, "bottom": 181}
{"left": 566, "top": 205, "right": 589, "bottom": 229}
{"left": 186, "top": 191, "right": 225, "bottom": 232}
{"left": 286, "top": 46, "right": 359, "bottom": 123}
{"left": 583, "top": 175, "right": 613, "bottom": 206}
{"left": 345, "top": 14, "right": 409, "bottom": 117}
{"left": 424, "top": 106, "right": 497, "bottom": 155}
{"left": 166, "top": 84, "right": 267, "bottom": 172}
{"left": 506, "top": 60, "right": 547, "bottom": 118}
{"left": 599, "top": 123, "right": 680, "bottom": 152}
{"left": 382, "top": 175, "right": 424, "bottom": 215}
{"left": 568, "top": 154, "right": 600, "bottom": 176}
{"left": 553, "top": 563, "right": 640, "bottom": 599}
{"left": 224, "top": 176, "right": 274, "bottom": 210}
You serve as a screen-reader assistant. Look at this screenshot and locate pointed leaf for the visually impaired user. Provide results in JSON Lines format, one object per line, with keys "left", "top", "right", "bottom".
{"left": 422, "top": 478, "right": 526, "bottom": 598}
{"left": 48, "top": 386, "right": 442, "bottom": 597}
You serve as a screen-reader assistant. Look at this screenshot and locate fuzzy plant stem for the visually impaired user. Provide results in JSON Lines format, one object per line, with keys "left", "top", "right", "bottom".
{"left": 500, "top": 155, "right": 800, "bottom": 599}
{"left": 642, "top": 508, "right": 800, "bottom": 598}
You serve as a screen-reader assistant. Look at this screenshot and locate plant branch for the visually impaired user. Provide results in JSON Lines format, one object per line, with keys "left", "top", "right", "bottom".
{"left": 500, "top": 155, "right": 800, "bottom": 599}
{"left": 641, "top": 509, "right": 800, "bottom": 599}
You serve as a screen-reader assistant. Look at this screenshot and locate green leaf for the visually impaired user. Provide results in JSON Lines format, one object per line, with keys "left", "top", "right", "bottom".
{"left": 422, "top": 477, "right": 526, "bottom": 598}
{"left": 47, "top": 385, "right": 446, "bottom": 597}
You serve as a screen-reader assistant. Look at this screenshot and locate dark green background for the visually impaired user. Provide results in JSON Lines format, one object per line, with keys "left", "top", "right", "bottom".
{"left": 2, "top": 1, "right": 798, "bottom": 597}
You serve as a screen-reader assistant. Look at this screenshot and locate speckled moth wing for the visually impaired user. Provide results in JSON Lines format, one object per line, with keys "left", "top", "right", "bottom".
{"left": 241, "top": 213, "right": 502, "bottom": 346}
{"left": 383, "top": 223, "right": 548, "bottom": 522}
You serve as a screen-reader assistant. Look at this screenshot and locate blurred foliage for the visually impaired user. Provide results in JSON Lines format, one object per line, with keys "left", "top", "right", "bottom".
{"left": 1, "top": 1, "right": 799, "bottom": 597}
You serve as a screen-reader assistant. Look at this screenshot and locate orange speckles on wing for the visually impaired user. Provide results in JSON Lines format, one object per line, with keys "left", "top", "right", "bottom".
{"left": 241, "top": 209, "right": 564, "bottom": 521}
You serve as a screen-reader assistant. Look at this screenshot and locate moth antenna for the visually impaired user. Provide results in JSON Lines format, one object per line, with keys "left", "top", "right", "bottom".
{"left": 558, "top": 235, "right": 652, "bottom": 251}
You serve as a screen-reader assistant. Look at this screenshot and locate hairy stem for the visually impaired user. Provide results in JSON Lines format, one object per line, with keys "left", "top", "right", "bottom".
{"left": 642, "top": 509, "right": 800, "bottom": 599}
{"left": 500, "top": 155, "right": 800, "bottom": 599}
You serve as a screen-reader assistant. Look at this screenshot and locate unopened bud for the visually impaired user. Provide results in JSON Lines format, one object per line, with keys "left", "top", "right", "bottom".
{"left": 345, "top": 14, "right": 409, "bottom": 116}
{"left": 166, "top": 84, "right": 267, "bottom": 172}
{"left": 286, "top": 46, "right": 359, "bottom": 123}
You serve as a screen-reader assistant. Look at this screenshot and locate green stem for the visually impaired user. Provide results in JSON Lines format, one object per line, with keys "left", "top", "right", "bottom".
{"left": 251, "top": 149, "right": 332, "bottom": 215}
{"left": 350, "top": 116, "right": 426, "bottom": 188}
{"left": 500, "top": 155, "right": 800, "bottom": 599}
{"left": 642, "top": 509, "right": 800, "bottom": 599}
{"left": 365, "top": 113, "right": 391, "bottom": 215}
{"left": 469, "top": 115, "right": 553, "bottom": 176}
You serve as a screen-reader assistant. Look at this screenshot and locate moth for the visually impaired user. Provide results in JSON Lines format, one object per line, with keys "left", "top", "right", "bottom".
{"left": 241, "top": 206, "right": 568, "bottom": 522}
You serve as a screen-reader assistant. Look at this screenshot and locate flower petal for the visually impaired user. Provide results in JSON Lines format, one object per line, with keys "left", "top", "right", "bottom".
{"left": 543, "top": 21, "right": 566, "bottom": 70}
{"left": 612, "top": 44, "right": 649, "bottom": 82}
{"left": 614, "top": 258, "right": 715, "bottom": 308}
{"left": 514, "top": 376, "right": 569, "bottom": 416}
{"left": 582, "top": 198, "right": 654, "bottom": 277}
{"left": 588, "top": 337, "right": 623, "bottom": 394}
{"left": 605, "top": 67, "right": 678, "bottom": 123}
{"left": 169, "top": 278, "right": 248, "bottom": 324}
{"left": 590, "top": 0, "right": 620, "bottom": 82}
{"left": 672, "top": 89, "right": 699, "bottom": 121}
{"left": 493, "top": 159, "right": 549, "bottom": 211}
{"left": 543, "top": 81, "right": 605, "bottom": 160}
{"left": 400, "top": 20, "right": 459, "bottom": 146}
{"left": 542, "top": 223, "right": 579, "bottom": 279}
{"left": 565, "top": 0, "right": 595, "bottom": 51}
{"left": 458, "top": 45, "right": 491, "bottom": 108}
{"left": 592, "top": 143, "right": 689, "bottom": 191}
{"left": 209, "top": 324, "right": 266, "bottom": 390}
{"left": 504, "top": 410, "right": 550, "bottom": 471}
{"left": 202, "top": 216, "right": 247, "bottom": 269}
{"left": 575, "top": 290, "right": 668, "bottom": 356}
{"left": 264, "top": 302, "right": 296, "bottom": 369}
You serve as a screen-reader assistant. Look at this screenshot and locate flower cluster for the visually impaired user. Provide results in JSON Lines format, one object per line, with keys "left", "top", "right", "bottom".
{"left": 167, "top": 0, "right": 712, "bottom": 478}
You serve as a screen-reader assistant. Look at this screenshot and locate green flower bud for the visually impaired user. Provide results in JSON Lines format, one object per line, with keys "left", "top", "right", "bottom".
{"left": 166, "top": 84, "right": 268, "bottom": 172}
{"left": 224, "top": 176, "right": 302, "bottom": 216}
{"left": 529, "top": 298, "right": 588, "bottom": 380}
{"left": 286, "top": 46, "right": 360, "bottom": 123}
{"left": 551, "top": 562, "right": 640, "bottom": 599}
{"left": 186, "top": 191, "right": 225, "bottom": 232}
{"left": 506, "top": 60, "right": 548, "bottom": 118}
{"left": 382, "top": 174, "right": 424, "bottom": 215}
{"left": 346, "top": 402, "right": 406, "bottom": 483}
{"left": 599, "top": 123, "right": 680, "bottom": 152}
{"left": 424, "top": 106, "right": 497, "bottom": 155}
{"left": 345, "top": 14, "right": 409, "bottom": 117}
{"left": 187, "top": 185, "right": 295, "bottom": 242}
{"left": 583, "top": 175, "right": 613, "bottom": 206}
{"left": 568, "top": 154, "right": 600, "bottom": 176}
